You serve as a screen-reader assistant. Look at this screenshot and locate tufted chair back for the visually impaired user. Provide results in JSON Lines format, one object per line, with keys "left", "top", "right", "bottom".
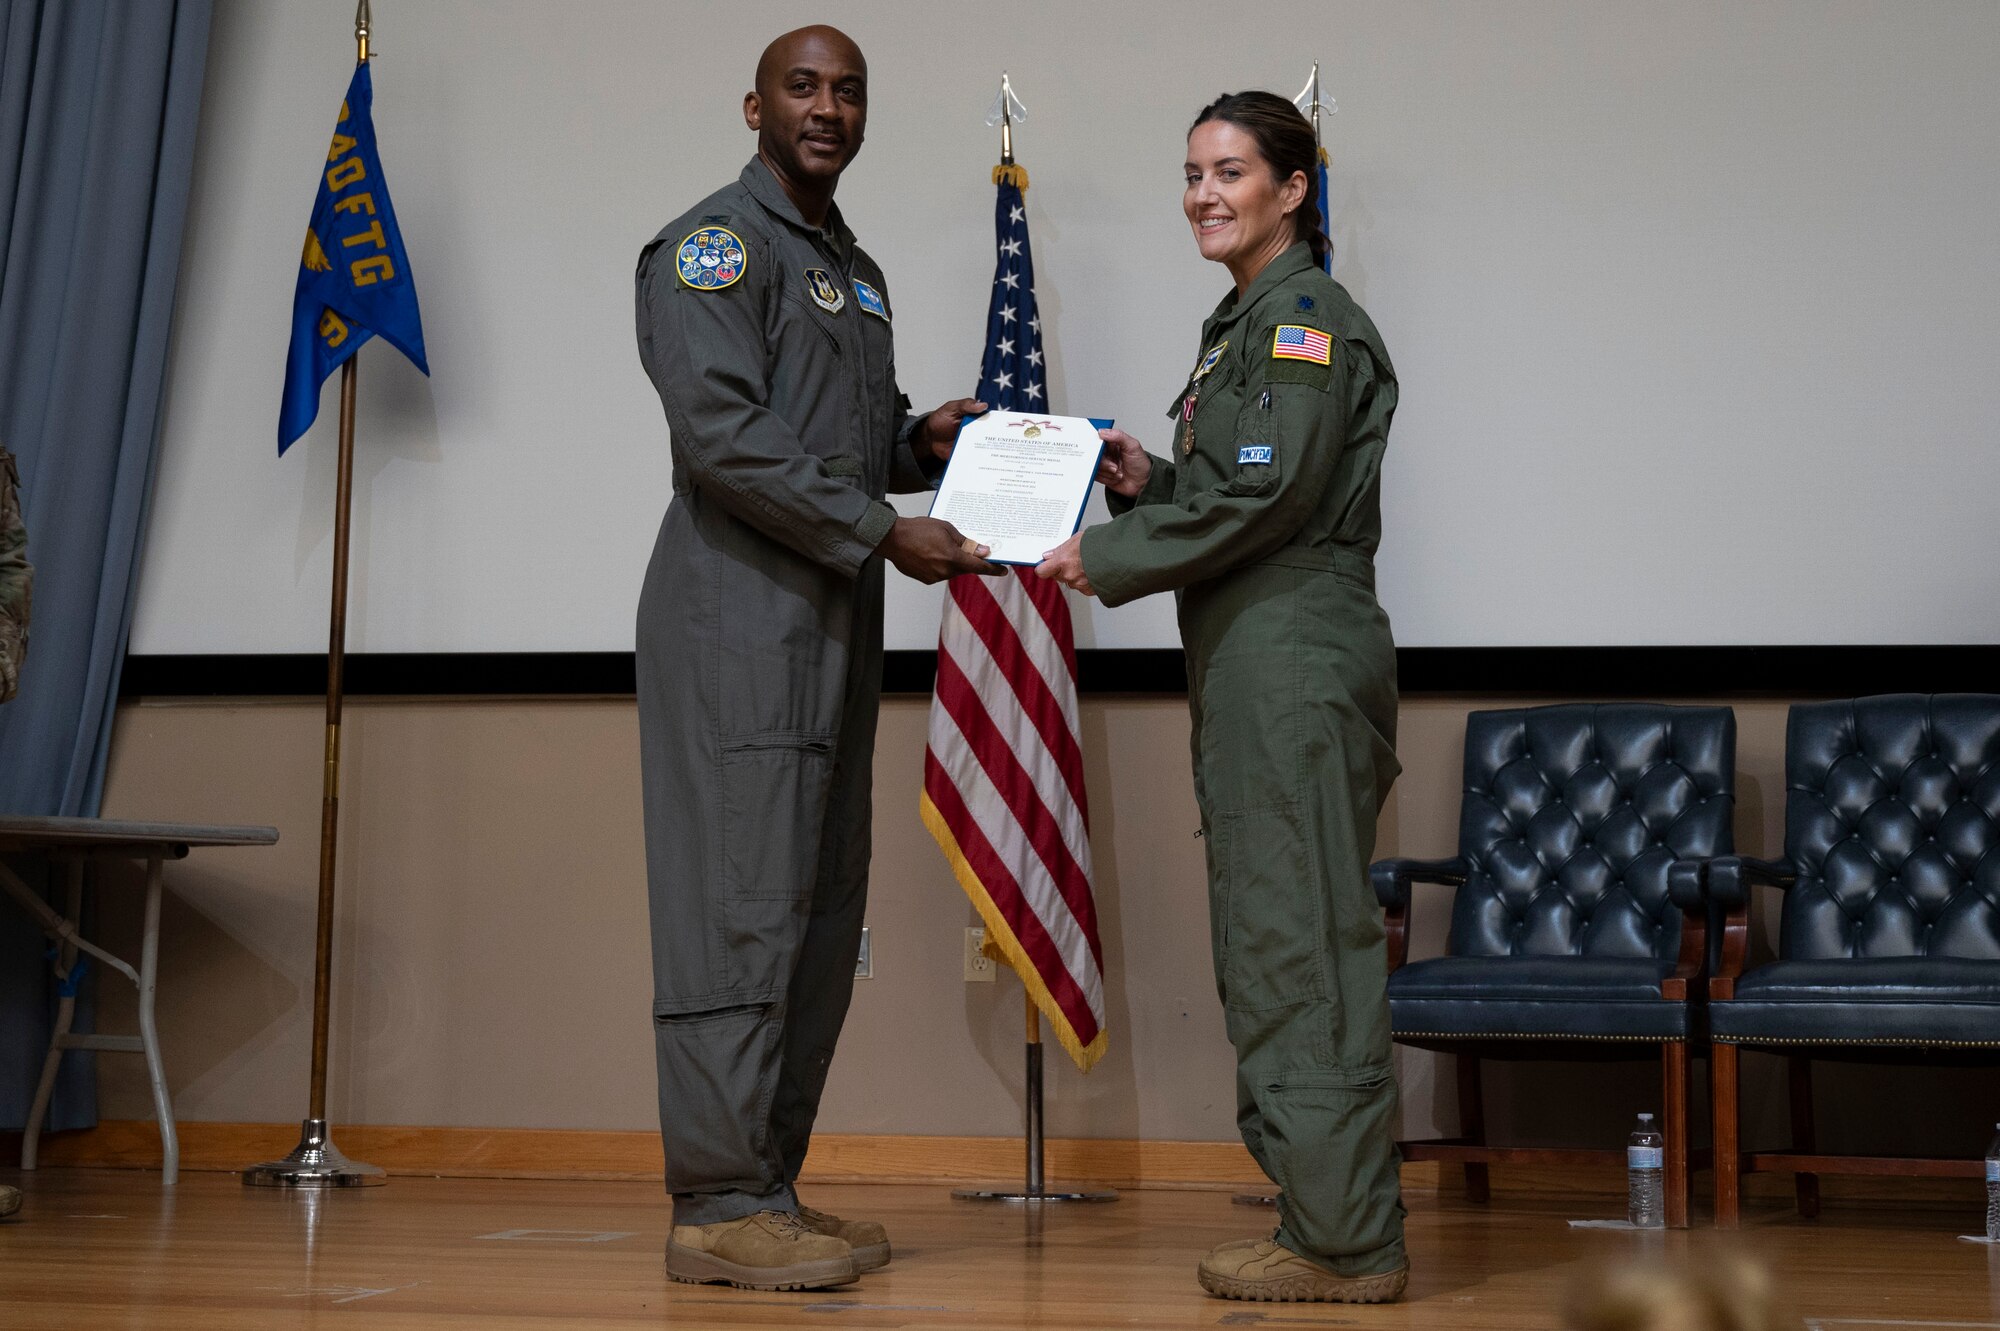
{"left": 1781, "top": 695, "right": 2000, "bottom": 961}
{"left": 1449, "top": 704, "right": 1736, "bottom": 961}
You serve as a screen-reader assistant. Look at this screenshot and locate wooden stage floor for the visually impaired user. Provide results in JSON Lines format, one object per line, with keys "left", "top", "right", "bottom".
{"left": 0, "top": 1169, "right": 1994, "bottom": 1328}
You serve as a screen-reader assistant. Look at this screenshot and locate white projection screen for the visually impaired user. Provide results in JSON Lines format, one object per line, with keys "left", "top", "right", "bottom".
{"left": 130, "top": 0, "right": 2000, "bottom": 659}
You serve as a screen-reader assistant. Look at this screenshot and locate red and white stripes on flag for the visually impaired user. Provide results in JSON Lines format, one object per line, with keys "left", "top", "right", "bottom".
{"left": 921, "top": 567, "right": 1106, "bottom": 1070}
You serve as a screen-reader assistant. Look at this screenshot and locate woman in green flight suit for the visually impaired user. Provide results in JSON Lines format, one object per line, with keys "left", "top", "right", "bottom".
{"left": 1037, "top": 92, "right": 1406, "bottom": 1305}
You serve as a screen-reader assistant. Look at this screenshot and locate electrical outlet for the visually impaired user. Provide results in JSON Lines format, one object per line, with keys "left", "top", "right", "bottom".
{"left": 964, "top": 926, "right": 996, "bottom": 983}
{"left": 855, "top": 927, "right": 871, "bottom": 979}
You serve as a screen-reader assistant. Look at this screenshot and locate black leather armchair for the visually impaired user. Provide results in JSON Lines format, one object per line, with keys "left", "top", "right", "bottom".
{"left": 1378, "top": 703, "right": 1736, "bottom": 1228}
{"left": 1708, "top": 694, "right": 2000, "bottom": 1227}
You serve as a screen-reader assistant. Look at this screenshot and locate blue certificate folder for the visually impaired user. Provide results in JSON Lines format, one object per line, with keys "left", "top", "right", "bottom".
{"left": 929, "top": 415, "right": 1115, "bottom": 566}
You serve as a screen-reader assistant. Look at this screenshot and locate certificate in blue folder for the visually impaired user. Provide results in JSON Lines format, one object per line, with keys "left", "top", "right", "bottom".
{"left": 928, "top": 413, "right": 1115, "bottom": 566}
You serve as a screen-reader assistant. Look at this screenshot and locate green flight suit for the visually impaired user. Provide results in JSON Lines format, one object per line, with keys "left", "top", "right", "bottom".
{"left": 1081, "top": 242, "right": 1405, "bottom": 1278}
{"left": 633, "top": 158, "right": 937, "bottom": 1227}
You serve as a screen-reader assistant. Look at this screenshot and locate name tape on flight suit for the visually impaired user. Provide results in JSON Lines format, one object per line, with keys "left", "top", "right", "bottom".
{"left": 852, "top": 280, "right": 890, "bottom": 321}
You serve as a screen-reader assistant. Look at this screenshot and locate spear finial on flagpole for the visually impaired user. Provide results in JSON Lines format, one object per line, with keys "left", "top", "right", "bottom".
{"left": 355, "top": 0, "right": 371, "bottom": 62}
{"left": 988, "top": 72, "right": 1029, "bottom": 189}
{"left": 1294, "top": 61, "right": 1336, "bottom": 167}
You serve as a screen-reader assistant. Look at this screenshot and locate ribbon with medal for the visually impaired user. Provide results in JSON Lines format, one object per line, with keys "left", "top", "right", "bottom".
{"left": 1181, "top": 340, "right": 1228, "bottom": 456}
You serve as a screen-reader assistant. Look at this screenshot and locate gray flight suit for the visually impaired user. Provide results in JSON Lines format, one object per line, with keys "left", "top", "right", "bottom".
{"left": 1080, "top": 243, "right": 1406, "bottom": 1278}
{"left": 633, "top": 157, "right": 936, "bottom": 1227}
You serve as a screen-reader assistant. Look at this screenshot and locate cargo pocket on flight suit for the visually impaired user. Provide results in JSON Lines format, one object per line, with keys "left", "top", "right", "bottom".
{"left": 1214, "top": 807, "right": 1326, "bottom": 1016}
{"left": 717, "top": 733, "right": 833, "bottom": 998}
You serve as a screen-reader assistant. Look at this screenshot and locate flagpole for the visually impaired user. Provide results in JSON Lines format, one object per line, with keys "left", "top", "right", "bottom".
{"left": 1295, "top": 60, "right": 1335, "bottom": 275}
{"left": 1022, "top": 992, "right": 1042, "bottom": 1191}
{"left": 948, "top": 78, "right": 1112, "bottom": 1205}
{"left": 953, "top": 980, "right": 1112, "bottom": 1203}
{"left": 244, "top": 0, "right": 385, "bottom": 1190}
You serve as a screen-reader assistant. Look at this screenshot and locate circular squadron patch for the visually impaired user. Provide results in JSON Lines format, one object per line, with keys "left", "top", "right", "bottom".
{"left": 677, "top": 227, "right": 745, "bottom": 290}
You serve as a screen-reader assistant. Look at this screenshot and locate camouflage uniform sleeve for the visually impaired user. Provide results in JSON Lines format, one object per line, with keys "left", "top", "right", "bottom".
{"left": 0, "top": 445, "right": 31, "bottom": 703}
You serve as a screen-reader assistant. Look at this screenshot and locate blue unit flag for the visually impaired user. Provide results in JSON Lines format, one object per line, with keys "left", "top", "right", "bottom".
{"left": 1316, "top": 152, "right": 1332, "bottom": 274}
{"left": 278, "top": 61, "right": 428, "bottom": 455}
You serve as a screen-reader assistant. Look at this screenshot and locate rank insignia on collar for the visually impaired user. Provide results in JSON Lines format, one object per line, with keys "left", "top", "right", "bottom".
{"left": 852, "top": 279, "right": 889, "bottom": 321}
{"left": 677, "top": 227, "right": 745, "bottom": 291}
{"left": 805, "top": 268, "right": 845, "bottom": 313}
{"left": 1194, "top": 341, "right": 1229, "bottom": 380}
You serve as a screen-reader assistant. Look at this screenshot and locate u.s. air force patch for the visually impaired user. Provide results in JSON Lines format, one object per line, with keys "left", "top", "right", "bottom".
{"left": 677, "top": 227, "right": 745, "bottom": 290}
{"left": 805, "top": 268, "right": 845, "bottom": 313}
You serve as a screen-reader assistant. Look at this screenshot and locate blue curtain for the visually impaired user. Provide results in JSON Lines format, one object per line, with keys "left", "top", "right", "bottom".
{"left": 0, "top": 0, "right": 212, "bottom": 1131}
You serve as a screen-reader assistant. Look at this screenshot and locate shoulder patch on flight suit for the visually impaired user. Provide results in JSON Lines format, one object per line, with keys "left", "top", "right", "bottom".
{"left": 852, "top": 279, "right": 889, "bottom": 321}
{"left": 1264, "top": 325, "right": 1336, "bottom": 391}
{"left": 677, "top": 227, "right": 746, "bottom": 290}
{"left": 804, "top": 269, "right": 846, "bottom": 313}
{"left": 1237, "top": 445, "right": 1273, "bottom": 464}
{"left": 1271, "top": 324, "right": 1333, "bottom": 365}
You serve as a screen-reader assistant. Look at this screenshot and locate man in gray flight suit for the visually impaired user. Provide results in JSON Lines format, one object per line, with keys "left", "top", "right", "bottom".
{"left": 633, "top": 25, "right": 999, "bottom": 1293}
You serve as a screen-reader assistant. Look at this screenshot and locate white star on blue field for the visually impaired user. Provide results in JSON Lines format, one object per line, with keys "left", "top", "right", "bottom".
{"left": 979, "top": 184, "right": 1046, "bottom": 410}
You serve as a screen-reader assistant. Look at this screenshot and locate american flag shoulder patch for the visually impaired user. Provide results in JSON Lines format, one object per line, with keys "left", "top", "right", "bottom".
{"left": 1271, "top": 324, "right": 1333, "bottom": 365}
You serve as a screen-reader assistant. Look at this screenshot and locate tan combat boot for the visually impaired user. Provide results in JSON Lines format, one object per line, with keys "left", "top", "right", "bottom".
{"left": 1197, "top": 1237, "right": 1407, "bottom": 1304}
{"left": 797, "top": 1203, "right": 890, "bottom": 1272}
{"left": 666, "top": 1210, "right": 857, "bottom": 1291}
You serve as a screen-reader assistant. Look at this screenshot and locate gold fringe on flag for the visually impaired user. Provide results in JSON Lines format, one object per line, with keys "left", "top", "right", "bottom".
{"left": 920, "top": 790, "right": 1107, "bottom": 1073}
{"left": 1316, "top": 145, "right": 1330, "bottom": 167}
{"left": 992, "top": 162, "right": 1030, "bottom": 190}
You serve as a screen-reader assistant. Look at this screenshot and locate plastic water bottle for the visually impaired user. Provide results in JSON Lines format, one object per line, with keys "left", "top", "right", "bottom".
{"left": 1985, "top": 1123, "right": 2000, "bottom": 1241}
{"left": 1627, "top": 1113, "right": 1665, "bottom": 1229}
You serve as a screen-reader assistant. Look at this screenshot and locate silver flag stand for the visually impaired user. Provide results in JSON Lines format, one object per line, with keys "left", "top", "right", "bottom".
{"left": 244, "top": 1117, "right": 382, "bottom": 1189}
{"left": 953, "top": 991, "right": 1115, "bottom": 1204}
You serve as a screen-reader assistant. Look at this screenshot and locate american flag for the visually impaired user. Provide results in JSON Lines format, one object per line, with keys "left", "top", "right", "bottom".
{"left": 919, "top": 168, "right": 1106, "bottom": 1071}
{"left": 1273, "top": 324, "right": 1333, "bottom": 364}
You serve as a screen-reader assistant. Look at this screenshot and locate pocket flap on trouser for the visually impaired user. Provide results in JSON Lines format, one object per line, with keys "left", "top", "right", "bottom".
{"left": 719, "top": 736, "right": 833, "bottom": 901}
{"left": 1214, "top": 808, "right": 1325, "bottom": 1013}
{"left": 1267, "top": 1064, "right": 1393, "bottom": 1092}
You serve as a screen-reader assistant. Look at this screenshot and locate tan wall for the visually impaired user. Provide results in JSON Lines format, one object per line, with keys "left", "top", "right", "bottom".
{"left": 87, "top": 694, "right": 1992, "bottom": 1156}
